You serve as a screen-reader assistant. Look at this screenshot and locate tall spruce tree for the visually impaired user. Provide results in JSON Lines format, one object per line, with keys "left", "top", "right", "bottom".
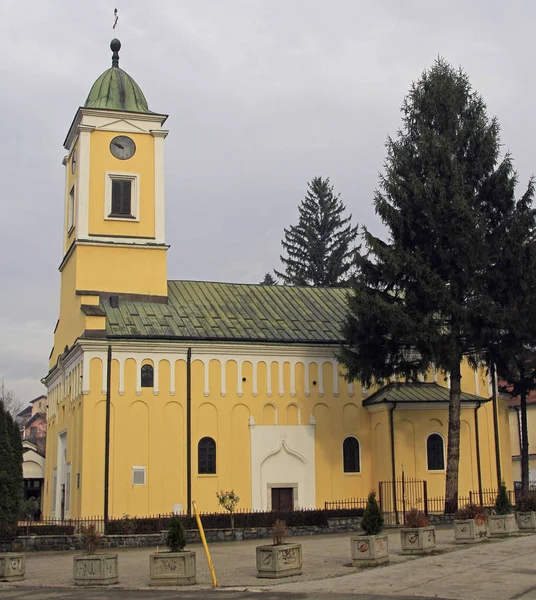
{"left": 339, "top": 58, "right": 526, "bottom": 513}
{"left": 0, "top": 403, "right": 15, "bottom": 538}
{"left": 479, "top": 177, "right": 536, "bottom": 495}
{"left": 275, "top": 177, "right": 358, "bottom": 286}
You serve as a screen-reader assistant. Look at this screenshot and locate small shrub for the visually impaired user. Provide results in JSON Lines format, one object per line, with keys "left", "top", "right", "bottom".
{"left": 404, "top": 508, "right": 429, "bottom": 528}
{"left": 118, "top": 513, "right": 137, "bottom": 535}
{"left": 21, "top": 497, "right": 40, "bottom": 521}
{"left": 361, "top": 491, "right": 384, "bottom": 536}
{"left": 272, "top": 519, "right": 287, "bottom": 545}
{"left": 494, "top": 482, "right": 513, "bottom": 515}
{"left": 216, "top": 489, "right": 240, "bottom": 529}
{"left": 518, "top": 493, "right": 536, "bottom": 512}
{"left": 80, "top": 524, "right": 101, "bottom": 554}
{"left": 166, "top": 516, "right": 187, "bottom": 552}
{"left": 454, "top": 503, "right": 487, "bottom": 524}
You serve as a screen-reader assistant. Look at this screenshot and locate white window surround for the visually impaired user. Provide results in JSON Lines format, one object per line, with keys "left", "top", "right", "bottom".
{"left": 132, "top": 466, "right": 146, "bottom": 485}
{"left": 104, "top": 172, "right": 140, "bottom": 222}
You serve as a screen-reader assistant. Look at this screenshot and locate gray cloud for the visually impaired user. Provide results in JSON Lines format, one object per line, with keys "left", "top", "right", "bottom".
{"left": 1, "top": 1, "right": 535, "bottom": 402}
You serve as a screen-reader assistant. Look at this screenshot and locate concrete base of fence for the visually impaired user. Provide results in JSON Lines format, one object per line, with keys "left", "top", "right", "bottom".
{"left": 0, "top": 517, "right": 362, "bottom": 553}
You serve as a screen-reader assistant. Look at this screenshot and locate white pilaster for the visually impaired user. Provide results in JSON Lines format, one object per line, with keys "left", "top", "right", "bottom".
{"left": 151, "top": 130, "right": 168, "bottom": 244}
{"left": 76, "top": 125, "right": 95, "bottom": 240}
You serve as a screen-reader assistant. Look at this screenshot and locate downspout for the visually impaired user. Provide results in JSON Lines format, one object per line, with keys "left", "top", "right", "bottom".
{"left": 474, "top": 402, "right": 483, "bottom": 506}
{"left": 187, "top": 347, "right": 192, "bottom": 517}
{"left": 490, "top": 360, "right": 502, "bottom": 486}
{"left": 389, "top": 402, "right": 398, "bottom": 524}
{"left": 104, "top": 344, "right": 112, "bottom": 523}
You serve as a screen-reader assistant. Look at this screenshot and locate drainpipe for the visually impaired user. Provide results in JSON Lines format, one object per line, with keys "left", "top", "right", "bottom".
{"left": 490, "top": 360, "right": 502, "bottom": 487}
{"left": 389, "top": 403, "right": 398, "bottom": 524}
{"left": 104, "top": 344, "right": 112, "bottom": 523}
{"left": 474, "top": 402, "right": 483, "bottom": 506}
{"left": 187, "top": 347, "right": 192, "bottom": 517}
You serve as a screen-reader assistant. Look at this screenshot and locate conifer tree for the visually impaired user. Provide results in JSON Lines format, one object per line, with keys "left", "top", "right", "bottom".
{"left": 0, "top": 404, "right": 16, "bottom": 537}
{"left": 260, "top": 273, "right": 276, "bottom": 285}
{"left": 275, "top": 177, "right": 358, "bottom": 286}
{"left": 340, "top": 58, "right": 530, "bottom": 513}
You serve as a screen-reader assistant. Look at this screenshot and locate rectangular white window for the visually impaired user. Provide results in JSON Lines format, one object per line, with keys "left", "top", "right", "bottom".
{"left": 65, "top": 464, "right": 71, "bottom": 513}
{"left": 105, "top": 173, "right": 139, "bottom": 221}
{"left": 52, "top": 468, "right": 57, "bottom": 515}
{"left": 132, "top": 466, "right": 146, "bottom": 485}
{"left": 68, "top": 185, "right": 75, "bottom": 232}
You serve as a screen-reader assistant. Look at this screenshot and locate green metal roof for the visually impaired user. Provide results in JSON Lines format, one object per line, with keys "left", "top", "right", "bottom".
{"left": 102, "top": 280, "right": 350, "bottom": 343}
{"left": 362, "top": 382, "right": 489, "bottom": 406}
{"left": 85, "top": 66, "right": 151, "bottom": 113}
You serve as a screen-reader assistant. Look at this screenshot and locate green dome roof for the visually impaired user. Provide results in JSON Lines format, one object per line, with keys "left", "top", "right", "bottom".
{"left": 84, "top": 39, "right": 151, "bottom": 113}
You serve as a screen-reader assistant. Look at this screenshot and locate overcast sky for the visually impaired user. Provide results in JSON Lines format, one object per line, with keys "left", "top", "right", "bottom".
{"left": 1, "top": 1, "right": 535, "bottom": 404}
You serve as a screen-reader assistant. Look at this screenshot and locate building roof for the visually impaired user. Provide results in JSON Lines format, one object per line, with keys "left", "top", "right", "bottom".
{"left": 362, "top": 382, "right": 489, "bottom": 406}
{"left": 30, "top": 395, "right": 46, "bottom": 404}
{"left": 84, "top": 39, "right": 151, "bottom": 113}
{"left": 102, "top": 280, "right": 350, "bottom": 344}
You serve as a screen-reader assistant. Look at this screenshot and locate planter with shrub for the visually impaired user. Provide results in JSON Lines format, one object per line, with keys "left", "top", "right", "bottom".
{"left": 488, "top": 484, "right": 518, "bottom": 537}
{"left": 73, "top": 524, "right": 118, "bottom": 586}
{"left": 517, "top": 493, "right": 536, "bottom": 532}
{"left": 350, "top": 491, "right": 389, "bottom": 567}
{"left": 453, "top": 503, "right": 488, "bottom": 543}
{"left": 149, "top": 516, "right": 196, "bottom": 586}
{"left": 256, "top": 519, "right": 302, "bottom": 578}
{"left": 400, "top": 509, "right": 436, "bottom": 554}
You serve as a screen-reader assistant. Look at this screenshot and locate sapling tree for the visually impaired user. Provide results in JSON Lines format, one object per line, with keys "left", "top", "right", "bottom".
{"left": 361, "top": 491, "right": 384, "bottom": 536}
{"left": 216, "top": 489, "right": 240, "bottom": 529}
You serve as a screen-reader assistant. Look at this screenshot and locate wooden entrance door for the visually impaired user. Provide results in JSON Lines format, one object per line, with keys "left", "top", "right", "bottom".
{"left": 271, "top": 487, "right": 293, "bottom": 511}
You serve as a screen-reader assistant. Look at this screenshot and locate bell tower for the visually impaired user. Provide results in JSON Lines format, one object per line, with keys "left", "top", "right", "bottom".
{"left": 51, "top": 39, "right": 169, "bottom": 366}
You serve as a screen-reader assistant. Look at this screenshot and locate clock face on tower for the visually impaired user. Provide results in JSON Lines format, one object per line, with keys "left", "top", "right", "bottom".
{"left": 110, "top": 135, "right": 136, "bottom": 160}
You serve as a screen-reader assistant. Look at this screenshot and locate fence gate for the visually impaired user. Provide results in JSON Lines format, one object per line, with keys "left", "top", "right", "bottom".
{"left": 378, "top": 473, "right": 428, "bottom": 526}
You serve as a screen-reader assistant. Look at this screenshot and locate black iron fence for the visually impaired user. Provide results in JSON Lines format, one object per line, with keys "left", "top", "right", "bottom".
{"left": 378, "top": 475, "right": 428, "bottom": 526}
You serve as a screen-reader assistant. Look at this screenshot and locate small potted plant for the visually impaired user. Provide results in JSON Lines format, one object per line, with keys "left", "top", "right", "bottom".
{"left": 517, "top": 493, "right": 536, "bottom": 531}
{"left": 350, "top": 491, "right": 389, "bottom": 566}
{"left": 453, "top": 503, "right": 488, "bottom": 543}
{"left": 149, "top": 516, "right": 196, "bottom": 586}
{"left": 488, "top": 483, "right": 518, "bottom": 537}
{"left": 73, "top": 524, "right": 118, "bottom": 586}
{"left": 256, "top": 519, "right": 302, "bottom": 578}
{"left": 400, "top": 508, "right": 435, "bottom": 554}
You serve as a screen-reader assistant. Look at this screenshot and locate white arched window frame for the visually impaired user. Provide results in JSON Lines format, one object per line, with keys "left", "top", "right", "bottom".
{"left": 426, "top": 432, "right": 445, "bottom": 471}
{"left": 342, "top": 436, "right": 361, "bottom": 473}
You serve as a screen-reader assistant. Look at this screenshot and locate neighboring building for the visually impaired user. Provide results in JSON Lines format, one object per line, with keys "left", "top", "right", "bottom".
{"left": 17, "top": 395, "right": 47, "bottom": 509}
{"left": 42, "top": 38, "right": 513, "bottom": 519}
{"left": 507, "top": 389, "right": 536, "bottom": 485}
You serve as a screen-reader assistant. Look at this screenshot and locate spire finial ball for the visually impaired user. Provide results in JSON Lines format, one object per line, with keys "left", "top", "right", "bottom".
{"left": 110, "top": 38, "right": 121, "bottom": 52}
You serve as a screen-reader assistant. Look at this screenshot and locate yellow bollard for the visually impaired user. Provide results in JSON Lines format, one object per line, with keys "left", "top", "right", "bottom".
{"left": 193, "top": 501, "right": 218, "bottom": 588}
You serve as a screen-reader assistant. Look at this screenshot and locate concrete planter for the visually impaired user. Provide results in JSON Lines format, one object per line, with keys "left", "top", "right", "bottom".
{"left": 517, "top": 511, "right": 536, "bottom": 532}
{"left": 400, "top": 526, "right": 436, "bottom": 554}
{"left": 0, "top": 552, "right": 25, "bottom": 582}
{"left": 350, "top": 534, "right": 389, "bottom": 567}
{"left": 453, "top": 519, "right": 488, "bottom": 544}
{"left": 488, "top": 514, "right": 518, "bottom": 537}
{"left": 73, "top": 553, "right": 118, "bottom": 586}
{"left": 149, "top": 551, "right": 196, "bottom": 586}
{"left": 256, "top": 543, "right": 302, "bottom": 578}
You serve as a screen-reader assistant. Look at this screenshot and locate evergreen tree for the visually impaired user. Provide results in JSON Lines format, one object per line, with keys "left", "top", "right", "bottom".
{"left": 361, "top": 491, "right": 384, "bottom": 535}
{"left": 481, "top": 181, "right": 536, "bottom": 494}
{"left": 260, "top": 272, "right": 277, "bottom": 285}
{"left": 9, "top": 413, "right": 23, "bottom": 520}
{"left": 0, "top": 404, "right": 16, "bottom": 538}
{"left": 275, "top": 177, "right": 358, "bottom": 286}
{"left": 340, "top": 58, "right": 529, "bottom": 513}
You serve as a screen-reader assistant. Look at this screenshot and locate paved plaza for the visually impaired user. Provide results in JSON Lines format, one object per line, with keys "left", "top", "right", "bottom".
{"left": 1, "top": 526, "right": 536, "bottom": 599}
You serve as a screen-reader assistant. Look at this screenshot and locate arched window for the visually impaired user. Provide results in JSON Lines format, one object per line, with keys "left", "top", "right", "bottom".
{"left": 427, "top": 434, "right": 445, "bottom": 471}
{"left": 141, "top": 364, "right": 154, "bottom": 388}
{"left": 198, "top": 437, "right": 216, "bottom": 474}
{"left": 343, "top": 437, "right": 360, "bottom": 473}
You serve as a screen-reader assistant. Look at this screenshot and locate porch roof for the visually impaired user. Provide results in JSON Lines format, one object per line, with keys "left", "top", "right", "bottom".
{"left": 362, "top": 382, "right": 489, "bottom": 406}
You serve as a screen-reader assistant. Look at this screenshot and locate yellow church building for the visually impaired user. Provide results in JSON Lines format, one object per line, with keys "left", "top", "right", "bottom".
{"left": 42, "top": 39, "right": 513, "bottom": 519}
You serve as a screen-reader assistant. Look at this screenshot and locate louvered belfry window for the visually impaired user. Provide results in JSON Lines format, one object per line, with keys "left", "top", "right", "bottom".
{"left": 111, "top": 179, "right": 132, "bottom": 215}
